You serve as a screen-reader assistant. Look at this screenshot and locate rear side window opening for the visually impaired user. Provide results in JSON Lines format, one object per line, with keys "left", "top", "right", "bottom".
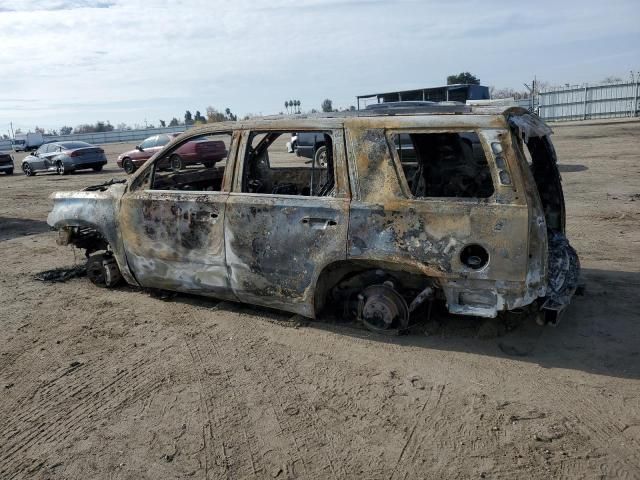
{"left": 390, "top": 131, "right": 494, "bottom": 199}
{"left": 241, "top": 131, "right": 335, "bottom": 197}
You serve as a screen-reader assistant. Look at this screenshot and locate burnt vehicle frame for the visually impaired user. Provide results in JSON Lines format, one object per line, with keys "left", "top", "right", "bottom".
{"left": 48, "top": 105, "right": 579, "bottom": 333}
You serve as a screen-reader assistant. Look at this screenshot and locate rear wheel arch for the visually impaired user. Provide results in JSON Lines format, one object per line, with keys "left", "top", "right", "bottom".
{"left": 312, "top": 259, "right": 432, "bottom": 318}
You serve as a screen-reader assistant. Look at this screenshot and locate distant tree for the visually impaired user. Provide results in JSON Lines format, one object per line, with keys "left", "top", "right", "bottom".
{"left": 96, "top": 121, "right": 114, "bottom": 132}
{"left": 184, "top": 110, "right": 194, "bottom": 125}
{"left": 310, "top": 108, "right": 318, "bottom": 114}
{"left": 285, "top": 101, "right": 290, "bottom": 113}
{"left": 321, "top": 99, "right": 333, "bottom": 112}
{"left": 169, "top": 117, "right": 180, "bottom": 127}
{"left": 47, "top": 129, "right": 58, "bottom": 136}
{"left": 349, "top": 105, "right": 356, "bottom": 111}
{"left": 116, "top": 122, "right": 130, "bottom": 131}
{"left": 14, "top": 128, "right": 22, "bottom": 134}
{"left": 224, "top": 107, "right": 237, "bottom": 121}
{"left": 294, "top": 100, "right": 301, "bottom": 113}
{"left": 601, "top": 76, "right": 623, "bottom": 84}
{"left": 447, "top": 72, "right": 480, "bottom": 85}
{"left": 34, "top": 126, "right": 45, "bottom": 134}
{"left": 489, "top": 86, "right": 529, "bottom": 100}
{"left": 193, "top": 110, "right": 206, "bottom": 124}
{"left": 74, "top": 121, "right": 114, "bottom": 134}
{"left": 60, "top": 126, "right": 73, "bottom": 135}
{"left": 206, "top": 106, "right": 225, "bottom": 123}
{"left": 159, "top": 119, "right": 166, "bottom": 127}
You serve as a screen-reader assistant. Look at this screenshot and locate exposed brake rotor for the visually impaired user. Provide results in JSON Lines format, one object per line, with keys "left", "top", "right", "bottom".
{"left": 357, "top": 282, "right": 409, "bottom": 335}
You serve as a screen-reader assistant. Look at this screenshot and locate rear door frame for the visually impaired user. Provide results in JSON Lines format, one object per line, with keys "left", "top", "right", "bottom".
{"left": 225, "top": 126, "right": 350, "bottom": 317}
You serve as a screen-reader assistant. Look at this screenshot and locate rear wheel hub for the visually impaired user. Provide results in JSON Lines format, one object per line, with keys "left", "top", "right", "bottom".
{"left": 358, "top": 283, "right": 409, "bottom": 334}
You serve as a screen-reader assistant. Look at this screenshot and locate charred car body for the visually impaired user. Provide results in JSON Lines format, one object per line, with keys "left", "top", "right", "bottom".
{"left": 48, "top": 104, "right": 579, "bottom": 333}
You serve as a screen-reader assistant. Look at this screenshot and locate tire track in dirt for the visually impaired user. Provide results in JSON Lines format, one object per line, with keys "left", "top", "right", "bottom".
{"left": 533, "top": 379, "right": 640, "bottom": 476}
{"left": 184, "top": 335, "right": 234, "bottom": 480}
{"left": 199, "top": 331, "right": 266, "bottom": 479}
{"left": 184, "top": 320, "right": 310, "bottom": 479}
{"left": 1, "top": 350, "right": 137, "bottom": 442}
{"left": 182, "top": 309, "right": 350, "bottom": 479}
{"left": 0, "top": 348, "right": 164, "bottom": 479}
{"left": 388, "top": 384, "right": 446, "bottom": 480}
{"left": 275, "top": 348, "right": 347, "bottom": 479}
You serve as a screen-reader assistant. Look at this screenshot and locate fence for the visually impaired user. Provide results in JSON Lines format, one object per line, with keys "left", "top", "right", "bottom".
{"left": 0, "top": 125, "right": 192, "bottom": 152}
{"left": 45, "top": 125, "right": 190, "bottom": 144}
{"left": 539, "top": 81, "right": 640, "bottom": 122}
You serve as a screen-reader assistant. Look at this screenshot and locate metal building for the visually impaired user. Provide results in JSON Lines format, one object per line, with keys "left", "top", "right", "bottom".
{"left": 357, "top": 84, "right": 490, "bottom": 109}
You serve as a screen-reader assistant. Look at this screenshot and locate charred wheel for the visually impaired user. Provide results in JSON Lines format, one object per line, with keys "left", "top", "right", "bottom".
{"left": 357, "top": 281, "right": 409, "bottom": 334}
{"left": 86, "top": 253, "right": 122, "bottom": 288}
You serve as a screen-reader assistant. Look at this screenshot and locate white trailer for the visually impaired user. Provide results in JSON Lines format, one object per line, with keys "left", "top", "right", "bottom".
{"left": 13, "top": 132, "right": 44, "bottom": 152}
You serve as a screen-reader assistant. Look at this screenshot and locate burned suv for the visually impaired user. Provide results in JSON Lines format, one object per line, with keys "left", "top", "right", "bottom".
{"left": 47, "top": 104, "right": 579, "bottom": 333}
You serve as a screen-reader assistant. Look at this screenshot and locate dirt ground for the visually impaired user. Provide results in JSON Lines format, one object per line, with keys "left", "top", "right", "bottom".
{"left": 1, "top": 121, "right": 639, "bottom": 479}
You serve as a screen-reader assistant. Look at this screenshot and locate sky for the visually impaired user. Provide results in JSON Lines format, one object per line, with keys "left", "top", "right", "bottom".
{"left": 1, "top": 0, "right": 639, "bottom": 133}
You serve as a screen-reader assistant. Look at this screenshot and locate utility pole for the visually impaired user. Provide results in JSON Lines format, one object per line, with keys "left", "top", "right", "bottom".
{"left": 524, "top": 76, "right": 536, "bottom": 113}
{"left": 10, "top": 121, "right": 15, "bottom": 139}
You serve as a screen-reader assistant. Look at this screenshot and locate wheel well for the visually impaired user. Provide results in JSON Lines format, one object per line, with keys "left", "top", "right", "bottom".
{"left": 313, "top": 260, "right": 433, "bottom": 317}
{"left": 58, "top": 225, "right": 109, "bottom": 256}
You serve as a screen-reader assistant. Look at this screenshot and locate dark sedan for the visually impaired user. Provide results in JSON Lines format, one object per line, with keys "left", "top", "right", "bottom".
{"left": 0, "top": 152, "right": 14, "bottom": 175}
{"left": 21, "top": 141, "right": 107, "bottom": 176}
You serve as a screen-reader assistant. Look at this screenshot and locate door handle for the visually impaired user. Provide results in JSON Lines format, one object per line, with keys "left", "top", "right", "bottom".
{"left": 301, "top": 217, "right": 338, "bottom": 228}
{"left": 189, "top": 211, "right": 219, "bottom": 223}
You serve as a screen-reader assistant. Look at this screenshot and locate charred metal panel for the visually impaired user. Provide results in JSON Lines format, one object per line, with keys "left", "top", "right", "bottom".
{"left": 345, "top": 125, "right": 541, "bottom": 317}
{"left": 225, "top": 194, "right": 349, "bottom": 317}
{"left": 119, "top": 190, "right": 235, "bottom": 299}
{"left": 47, "top": 184, "right": 137, "bottom": 285}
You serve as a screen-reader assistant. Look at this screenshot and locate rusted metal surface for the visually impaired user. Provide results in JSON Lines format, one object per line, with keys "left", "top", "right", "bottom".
{"left": 47, "top": 106, "right": 579, "bottom": 328}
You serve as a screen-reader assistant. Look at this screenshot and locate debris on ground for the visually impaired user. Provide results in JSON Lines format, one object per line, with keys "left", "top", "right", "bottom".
{"left": 34, "top": 265, "right": 86, "bottom": 283}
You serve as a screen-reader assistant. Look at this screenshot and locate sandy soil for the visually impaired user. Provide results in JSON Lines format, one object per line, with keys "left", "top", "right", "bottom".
{"left": 1, "top": 122, "right": 639, "bottom": 479}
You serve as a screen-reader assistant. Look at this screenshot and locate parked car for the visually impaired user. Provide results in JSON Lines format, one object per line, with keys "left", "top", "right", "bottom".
{"left": 0, "top": 152, "right": 14, "bottom": 175}
{"left": 21, "top": 141, "right": 107, "bottom": 176}
{"left": 117, "top": 133, "right": 227, "bottom": 174}
{"left": 48, "top": 105, "right": 579, "bottom": 334}
{"left": 291, "top": 132, "right": 329, "bottom": 167}
{"left": 13, "top": 132, "right": 44, "bottom": 152}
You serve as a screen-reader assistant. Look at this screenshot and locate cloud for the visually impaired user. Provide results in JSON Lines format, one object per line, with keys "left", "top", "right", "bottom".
{"left": 0, "top": 0, "right": 115, "bottom": 11}
{"left": 1, "top": 0, "right": 639, "bottom": 130}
